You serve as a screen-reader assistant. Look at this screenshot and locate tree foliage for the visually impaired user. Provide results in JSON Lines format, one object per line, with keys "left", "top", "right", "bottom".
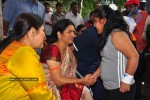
{"left": 41, "top": 0, "right": 126, "bottom": 18}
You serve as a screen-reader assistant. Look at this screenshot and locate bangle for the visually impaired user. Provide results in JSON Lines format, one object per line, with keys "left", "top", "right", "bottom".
{"left": 121, "top": 73, "right": 134, "bottom": 84}
{"left": 50, "top": 66, "right": 60, "bottom": 73}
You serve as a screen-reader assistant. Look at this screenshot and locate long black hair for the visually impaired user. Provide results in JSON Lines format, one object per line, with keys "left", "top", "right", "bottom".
{"left": 93, "top": 5, "right": 130, "bottom": 50}
{"left": 0, "top": 13, "right": 43, "bottom": 54}
{"left": 49, "top": 19, "right": 75, "bottom": 44}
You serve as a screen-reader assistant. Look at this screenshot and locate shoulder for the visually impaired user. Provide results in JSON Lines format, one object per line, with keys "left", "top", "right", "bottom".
{"left": 49, "top": 45, "right": 60, "bottom": 51}
{"left": 37, "top": 1, "right": 45, "bottom": 9}
{"left": 16, "top": 46, "right": 37, "bottom": 57}
{"left": 40, "top": 45, "right": 61, "bottom": 62}
{"left": 147, "top": 16, "right": 150, "bottom": 22}
{"left": 10, "top": 46, "right": 39, "bottom": 64}
{"left": 111, "top": 29, "right": 128, "bottom": 38}
{"left": 83, "top": 26, "right": 97, "bottom": 35}
{"left": 111, "top": 29, "right": 130, "bottom": 46}
{"left": 77, "top": 13, "right": 82, "bottom": 17}
{"left": 51, "top": 12, "right": 56, "bottom": 16}
{"left": 65, "top": 12, "right": 72, "bottom": 16}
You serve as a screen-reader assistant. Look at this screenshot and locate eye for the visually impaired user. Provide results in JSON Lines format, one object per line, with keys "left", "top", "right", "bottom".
{"left": 68, "top": 30, "right": 76, "bottom": 34}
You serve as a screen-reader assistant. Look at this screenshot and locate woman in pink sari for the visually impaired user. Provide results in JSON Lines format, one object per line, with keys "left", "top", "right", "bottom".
{"left": 40, "top": 19, "right": 93, "bottom": 100}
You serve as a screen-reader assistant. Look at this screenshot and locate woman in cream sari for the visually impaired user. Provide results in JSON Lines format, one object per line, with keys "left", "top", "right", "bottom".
{"left": 40, "top": 19, "right": 93, "bottom": 100}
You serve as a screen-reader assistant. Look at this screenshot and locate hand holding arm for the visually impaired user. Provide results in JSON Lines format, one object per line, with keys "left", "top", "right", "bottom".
{"left": 89, "top": 66, "right": 100, "bottom": 85}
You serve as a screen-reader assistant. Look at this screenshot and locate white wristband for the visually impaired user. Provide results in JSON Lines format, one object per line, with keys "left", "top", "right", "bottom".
{"left": 121, "top": 73, "right": 134, "bottom": 84}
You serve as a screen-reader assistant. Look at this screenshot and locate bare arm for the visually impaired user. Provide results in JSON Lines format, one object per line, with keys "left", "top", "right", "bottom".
{"left": 46, "top": 60, "right": 92, "bottom": 87}
{"left": 111, "top": 31, "right": 139, "bottom": 93}
{"left": 112, "top": 31, "right": 139, "bottom": 75}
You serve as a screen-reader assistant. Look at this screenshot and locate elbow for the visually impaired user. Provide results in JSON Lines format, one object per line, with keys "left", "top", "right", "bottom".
{"left": 134, "top": 52, "right": 139, "bottom": 63}
{"left": 133, "top": 52, "right": 139, "bottom": 69}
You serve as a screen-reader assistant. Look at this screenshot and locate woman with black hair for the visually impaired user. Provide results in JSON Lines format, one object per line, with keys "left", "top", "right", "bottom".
{"left": 40, "top": 19, "right": 93, "bottom": 100}
{"left": 0, "top": 13, "right": 56, "bottom": 99}
{"left": 92, "top": 5, "right": 139, "bottom": 100}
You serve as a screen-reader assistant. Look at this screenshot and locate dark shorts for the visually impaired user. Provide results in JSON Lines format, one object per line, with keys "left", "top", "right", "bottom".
{"left": 103, "top": 83, "right": 136, "bottom": 100}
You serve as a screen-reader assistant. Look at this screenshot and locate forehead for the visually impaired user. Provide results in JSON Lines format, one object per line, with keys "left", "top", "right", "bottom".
{"left": 72, "top": 5, "right": 78, "bottom": 8}
{"left": 93, "top": 17, "right": 100, "bottom": 21}
{"left": 57, "top": 6, "right": 63, "bottom": 8}
{"left": 65, "top": 25, "right": 75, "bottom": 30}
{"left": 125, "top": 4, "right": 135, "bottom": 9}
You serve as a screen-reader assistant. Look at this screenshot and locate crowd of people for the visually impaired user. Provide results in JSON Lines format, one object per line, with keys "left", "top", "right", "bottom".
{"left": 0, "top": 0, "right": 150, "bottom": 100}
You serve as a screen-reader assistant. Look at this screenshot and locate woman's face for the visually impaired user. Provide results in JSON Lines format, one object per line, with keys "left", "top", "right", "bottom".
{"left": 58, "top": 25, "right": 76, "bottom": 45}
{"left": 94, "top": 17, "right": 105, "bottom": 34}
{"left": 32, "top": 25, "right": 46, "bottom": 48}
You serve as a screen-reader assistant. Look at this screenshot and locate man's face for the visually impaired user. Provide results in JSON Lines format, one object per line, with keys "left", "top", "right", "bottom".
{"left": 125, "top": 4, "right": 136, "bottom": 11}
{"left": 71, "top": 5, "right": 78, "bottom": 16}
{"left": 56, "top": 6, "right": 63, "bottom": 13}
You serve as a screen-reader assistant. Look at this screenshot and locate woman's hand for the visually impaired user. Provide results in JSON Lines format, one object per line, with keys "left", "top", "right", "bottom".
{"left": 89, "top": 66, "right": 100, "bottom": 85}
{"left": 119, "top": 82, "right": 131, "bottom": 93}
{"left": 82, "top": 74, "right": 93, "bottom": 86}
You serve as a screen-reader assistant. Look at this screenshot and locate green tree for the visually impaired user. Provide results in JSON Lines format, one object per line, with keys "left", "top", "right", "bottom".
{"left": 42, "top": 0, "right": 126, "bottom": 18}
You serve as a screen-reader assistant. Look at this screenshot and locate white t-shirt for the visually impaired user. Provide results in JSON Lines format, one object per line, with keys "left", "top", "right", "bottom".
{"left": 65, "top": 11, "right": 83, "bottom": 28}
{"left": 45, "top": 12, "right": 53, "bottom": 35}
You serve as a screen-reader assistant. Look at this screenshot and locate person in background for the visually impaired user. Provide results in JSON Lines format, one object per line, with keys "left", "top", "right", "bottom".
{"left": 76, "top": 24, "right": 86, "bottom": 35}
{"left": 139, "top": 0, "right": 146, "bottom": 10}
{"left": 84, "top": 1, "right": 101, "bottom": 23}
{"left": 143, "top": 15, "right": 150, "bottom": 41}
{"left": 51, "top": 2, "right": 65, "bottom": 26}
{"left": 0, "top": 13, "right": 56, "bottom": 100}
{"left": 65, "top": 2, "right": 83, "bottom": 28}
{"left": 93, "top": 5, "right": 139, "bottom": 100}
{"left": 2, "top": 0, "right": 45, "bottom": 37}
{"left": 84, "top": 11, "right": 95, "bottom": 27}
{"left": 142, "top": 11, "right": 150, "bottom": 100}
{"left": 40, "top": 19, "right": 93, "bottom": 100}
{"left": 124, "top": 0, "right": 148, "bottom": 99}
{"left": 43, "top": 1, "right": 53, "bottom": 44}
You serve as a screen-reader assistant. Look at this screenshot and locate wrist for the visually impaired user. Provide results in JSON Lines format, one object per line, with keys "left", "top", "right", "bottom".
{"left": 77, "top": 78, "right": 84, "bottom": 84}
{"left": 121, "top": 73, "right": 134, "bottom": 84}
{"left": 76, "top": 79, "right": 79, "bottom": 83}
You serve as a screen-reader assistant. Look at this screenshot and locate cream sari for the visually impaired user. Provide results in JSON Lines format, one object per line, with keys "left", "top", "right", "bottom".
{"left": 41, "top": 46, "right": 93, "bottom": 100}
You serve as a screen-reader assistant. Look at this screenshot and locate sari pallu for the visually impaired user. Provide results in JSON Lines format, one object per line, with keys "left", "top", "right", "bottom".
{"left": 0, "top": 41, "right": 56, "bottom": 100}
{"left": 41, "top": 45, "right": 93, "bottom": 100}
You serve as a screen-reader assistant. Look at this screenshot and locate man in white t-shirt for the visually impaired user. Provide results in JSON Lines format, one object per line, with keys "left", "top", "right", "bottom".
{"left": 44, "top": 1, "right": 53, "bottom": 44}
{"left": 65, "top": 2, "right": 83, "bottom": 28}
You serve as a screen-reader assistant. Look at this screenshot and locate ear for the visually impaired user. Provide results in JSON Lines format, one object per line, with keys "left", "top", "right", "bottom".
{"left": 27, "top": 27, "right": 36, "bottom": 38}
{"left": 57, "top": 31, "right": 62, "bottom": 39}
{"left": 100, "top": 18, "right": 106, "bottom": 25}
